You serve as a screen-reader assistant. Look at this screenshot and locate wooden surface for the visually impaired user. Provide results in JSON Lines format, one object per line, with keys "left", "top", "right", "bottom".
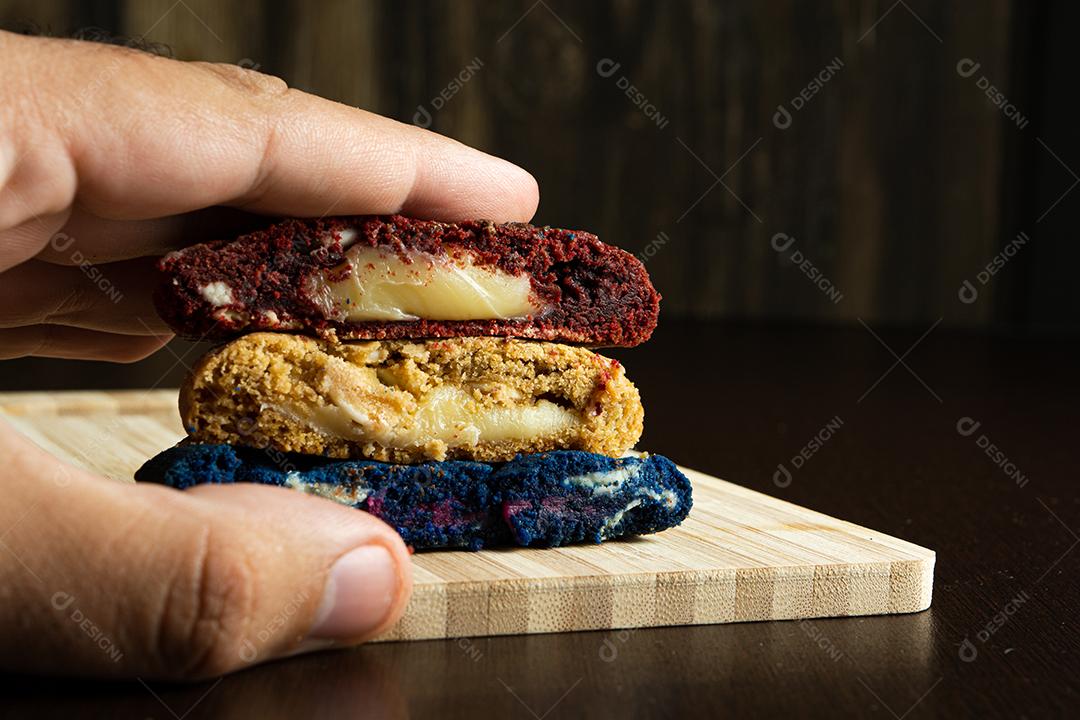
{"left": 5, "top": 0, "right": 1079, "bottom": 331}
{"left": 0, "top": 322, "right": 1077, "bottom": 716}
{"left": 0, "top": 389, "right": 934, "bottom": 641}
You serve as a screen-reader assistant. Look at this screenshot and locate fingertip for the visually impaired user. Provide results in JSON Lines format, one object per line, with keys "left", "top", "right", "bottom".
{"left": 113, "top": 333, "right": 174, "bottom": 363}
{"left": 455, "top": 150, "right": 539, "bottom": 223}
{"left": 463, "top": 143, "right": 539, "bottom": 223}
{"left": 393, "top": 122, "right": 540, "bottom": 224}
{"left": 502, "top": 160, "right": 540, "bottom": 223}
{"left": 305, "top": 539, "right": 411, "bottom": 645}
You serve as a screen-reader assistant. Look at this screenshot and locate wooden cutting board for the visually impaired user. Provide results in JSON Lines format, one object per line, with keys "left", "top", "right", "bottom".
{"left": 0, "top": 390, "right": 934, "bottom": 641}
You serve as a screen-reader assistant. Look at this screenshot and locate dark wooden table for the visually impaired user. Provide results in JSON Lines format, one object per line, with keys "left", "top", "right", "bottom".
{"left": 2, "top": 320, "right": 1077, "bottom": 717}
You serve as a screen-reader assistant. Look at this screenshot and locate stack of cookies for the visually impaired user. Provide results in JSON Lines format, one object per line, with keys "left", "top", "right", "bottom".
{"left": 136, "top": 215, "right": 692, "bottom": 550}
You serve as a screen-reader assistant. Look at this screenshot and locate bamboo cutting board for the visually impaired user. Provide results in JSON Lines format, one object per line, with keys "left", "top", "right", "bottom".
{"left": 0, "top": 390, "right": 934, "bottom": 640}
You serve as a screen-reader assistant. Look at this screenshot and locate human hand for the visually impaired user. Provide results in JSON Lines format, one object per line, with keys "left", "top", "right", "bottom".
{"left": 0, "top": 30, "right": 538, "bottom": 678}
{"left": 0, "top": 30, "right": 537, "bottom": 360}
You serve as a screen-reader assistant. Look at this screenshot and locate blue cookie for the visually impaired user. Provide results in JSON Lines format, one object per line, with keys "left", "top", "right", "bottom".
{"left": 135, "top": 444, "right": 693, "bottom": 551}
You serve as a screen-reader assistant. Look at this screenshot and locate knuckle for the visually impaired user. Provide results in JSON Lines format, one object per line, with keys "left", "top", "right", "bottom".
{"left": 0, "top": 139, "right": 76, "bottom": 232}
{"left": 195, "top": 61, "right": 290, "bottom": 101}
{"left": 154, "top": 527, "right": 257, "bottom": 678}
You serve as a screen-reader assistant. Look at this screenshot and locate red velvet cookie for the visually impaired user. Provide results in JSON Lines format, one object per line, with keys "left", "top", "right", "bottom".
{"left": 154, "top": 215, "right": 660, "bottom": 347}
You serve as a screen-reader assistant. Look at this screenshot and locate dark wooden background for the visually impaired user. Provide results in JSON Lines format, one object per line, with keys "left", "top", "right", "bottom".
{"left": 3, "top": 0, "right": 1078, "bottom": 332}
{"left": 1, "top": 0, "right": 1077, "bottom": 394}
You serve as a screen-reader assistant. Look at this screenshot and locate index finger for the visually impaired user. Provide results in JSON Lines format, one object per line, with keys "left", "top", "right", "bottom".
{"left": 16, "top": 34, "right": 539, "bottom": 224}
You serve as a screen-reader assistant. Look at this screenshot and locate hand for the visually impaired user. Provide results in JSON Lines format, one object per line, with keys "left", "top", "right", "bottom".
{"left": 0, "top": 30, "right": 539, "bottom": 678}
{"left": 0, "top": 30, "right": 537, "bottom": 361}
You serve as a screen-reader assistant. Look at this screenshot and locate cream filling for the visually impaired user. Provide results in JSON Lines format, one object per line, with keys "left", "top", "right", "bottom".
{"left": 284, "top": 472, "right": 371, "bottom": 505}
{"left": 600, "top": 498, "right": 643, "bottom": 539}
{"left": 568, "top": 464, "right": 680, "bottom": 538}
{"left": 269, "top": 385, "right": 577, "bottom": 453}
{"left": 638, "top": 485, "right": 680, "bottom": 510}
{"left": 199, "top": 281, "right": 234, "bottom": 307}
{"left": 307, "top": 245, "right": 538, "bottom": 321}
{"left": 564, "top": 466, "right": 642, "bottom": 496}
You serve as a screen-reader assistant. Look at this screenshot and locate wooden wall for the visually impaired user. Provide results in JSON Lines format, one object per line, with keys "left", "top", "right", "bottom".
{"left": 2, "top": 0, "right": 1075, "bottom": 332}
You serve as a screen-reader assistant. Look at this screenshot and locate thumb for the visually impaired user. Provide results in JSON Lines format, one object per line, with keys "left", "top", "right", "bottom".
{"left": 0, "top": 424, "right": 412, "bottom": 679}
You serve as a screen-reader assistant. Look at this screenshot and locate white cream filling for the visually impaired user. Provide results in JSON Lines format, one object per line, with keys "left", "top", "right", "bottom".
{"left": 307, "top": 245, "right": 537, "bottom": 322}
{"left": 336, "top": 228, "right": 357, "bottom": 247}
{"left": 284, "top": 471, "right": 371, "bottom": 505}
{"left": 564, "top": 466, "right": 642, "bottom": 496}
{"left": 637, "top": 485, "right": 680, "bottom": 510}
{"left": 199, "top": 281, "right": 234, "bottom": 307}
{"left": 600, "top": 498, "right": 643, "bottom": 539}
{"left": 270, "top": 385, "right": 577, "bottom": 453}
{"left": 568, "top": 465, "right": 680, "bottom": 538}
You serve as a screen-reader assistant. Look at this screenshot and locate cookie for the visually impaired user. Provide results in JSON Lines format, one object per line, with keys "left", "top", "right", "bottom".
{"left": 180, "top": 332, "right": 644, "bottom": 463}
{"left": 155, "top": 215, "right": 660, "bottom": 347}
{"left": 135, "top": 444, "right": 693, "bottom": 550}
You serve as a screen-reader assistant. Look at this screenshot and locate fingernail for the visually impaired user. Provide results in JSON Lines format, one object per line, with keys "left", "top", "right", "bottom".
{"left": 308, "top": 545, "right": 397, "bottom": 641}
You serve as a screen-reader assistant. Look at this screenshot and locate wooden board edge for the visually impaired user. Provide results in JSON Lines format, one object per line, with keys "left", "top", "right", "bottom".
{"left": 679, "top": 466, "right": 936, "bottom": 561}
{"left": 374, "top": 553, "right": 936, "bottom": 642}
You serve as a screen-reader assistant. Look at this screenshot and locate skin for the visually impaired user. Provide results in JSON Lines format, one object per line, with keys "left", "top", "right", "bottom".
{"left": 0, "top": 30, "right": 539, "bottom": 678}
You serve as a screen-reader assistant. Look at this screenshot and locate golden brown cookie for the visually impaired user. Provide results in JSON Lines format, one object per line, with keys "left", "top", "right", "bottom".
{"left": 180, "top": 333, "right": 643, "bottom": 463}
